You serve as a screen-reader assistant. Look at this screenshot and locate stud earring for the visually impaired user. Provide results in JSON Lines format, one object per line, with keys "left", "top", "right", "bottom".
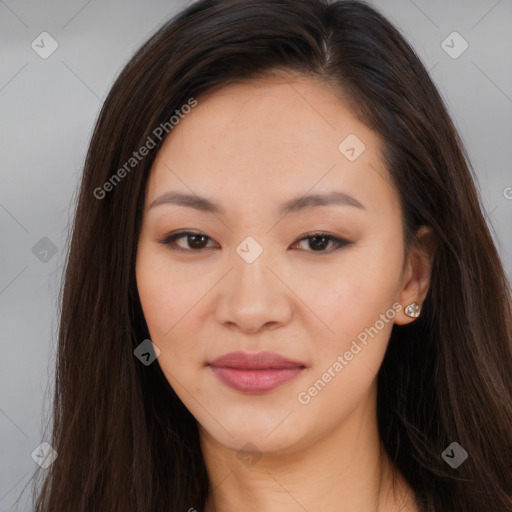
{"left": 404, "top": 302, "right": 421, "bottom": 318}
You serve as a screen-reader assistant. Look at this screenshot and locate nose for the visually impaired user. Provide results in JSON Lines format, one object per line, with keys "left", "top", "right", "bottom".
{"left": 214, "top": 248, "right": 293, "bottom": 334}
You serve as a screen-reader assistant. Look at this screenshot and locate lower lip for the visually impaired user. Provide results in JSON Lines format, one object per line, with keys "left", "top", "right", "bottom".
{"left": 209, "top": 366, "right": 304, "bottom": 393}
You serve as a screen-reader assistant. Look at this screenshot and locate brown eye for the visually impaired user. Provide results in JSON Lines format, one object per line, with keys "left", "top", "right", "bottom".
{"left": 292, "top": 232, "right": 351, "bottom": 253}
{"left": 159, "top": 231, "right": 217, "bottom": 252}
{"left": 305, "top": 235, "right": 331, "bottom": 251}
{"left": 186, "top": 233, "right": 210, "bottom": 249}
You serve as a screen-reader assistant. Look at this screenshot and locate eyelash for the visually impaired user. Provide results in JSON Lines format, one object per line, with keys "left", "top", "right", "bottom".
{"left": 157, "top": 231, "right": 352, "bottom": 254}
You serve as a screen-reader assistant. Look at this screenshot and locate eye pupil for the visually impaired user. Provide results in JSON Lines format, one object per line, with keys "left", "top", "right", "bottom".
{"left": 189, "top": 234, "right": 208, "bottom": 249}
{"left": 309, "top": 236, "right": 329, "bottom": 251}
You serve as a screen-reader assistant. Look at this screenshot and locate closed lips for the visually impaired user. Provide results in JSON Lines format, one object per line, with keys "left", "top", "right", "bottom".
{"left": 207, "top": 351, "right": 306, "bottom": 393}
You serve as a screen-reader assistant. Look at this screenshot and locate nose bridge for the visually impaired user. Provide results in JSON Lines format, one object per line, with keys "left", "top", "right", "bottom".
{"left": 231, "top": 235, "right": 277, "bottom": 302}
{"left": 215, "top": 234, "right": 291, "bottom": 331}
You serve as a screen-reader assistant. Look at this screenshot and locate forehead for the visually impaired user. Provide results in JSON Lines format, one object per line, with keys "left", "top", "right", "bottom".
{"left": 146, "top": 73, "right": 397, "bottom": 216}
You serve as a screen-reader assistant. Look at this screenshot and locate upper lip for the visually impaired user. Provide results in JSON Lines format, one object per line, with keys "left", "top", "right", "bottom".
{"left": 208, "top": 351, "right": 306, "bottom": 370}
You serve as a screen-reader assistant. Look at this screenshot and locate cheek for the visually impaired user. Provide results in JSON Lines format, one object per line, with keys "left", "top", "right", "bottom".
{"left": 135, "top": 243, "right": 206, "bottom": 360}
{"left": 297, "top": 238, "right": 403, "bottom": 354}
{"left": 295, "top": 251, "right": 401, "bottom": 419}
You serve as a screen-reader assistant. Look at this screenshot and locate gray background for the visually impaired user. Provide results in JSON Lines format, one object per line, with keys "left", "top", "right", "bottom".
{"left": 1, "top": 0, "right": 511, "bottom": 510}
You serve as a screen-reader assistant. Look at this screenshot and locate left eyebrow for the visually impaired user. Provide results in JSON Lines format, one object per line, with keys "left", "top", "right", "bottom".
{"left": 278, "top": 191, "right": 365, "bottom": 216}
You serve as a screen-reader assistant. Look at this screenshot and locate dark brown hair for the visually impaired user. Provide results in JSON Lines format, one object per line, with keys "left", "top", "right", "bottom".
{"left": 28, "top": 0, "right": 512, "bottom": 510}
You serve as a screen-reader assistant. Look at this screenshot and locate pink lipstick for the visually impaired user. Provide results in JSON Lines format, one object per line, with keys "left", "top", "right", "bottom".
{"left": 208, "top": 351, "right": 306, "bottom": 393}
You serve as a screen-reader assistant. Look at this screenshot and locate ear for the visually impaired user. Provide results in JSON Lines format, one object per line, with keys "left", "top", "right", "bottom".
{"left": 394, "top": 225, "right": 437, "bottom": 325}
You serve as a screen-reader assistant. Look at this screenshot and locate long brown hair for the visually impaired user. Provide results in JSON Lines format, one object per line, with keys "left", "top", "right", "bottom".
{"left": 29, "top": 0, "right": 512, "bottom": 510}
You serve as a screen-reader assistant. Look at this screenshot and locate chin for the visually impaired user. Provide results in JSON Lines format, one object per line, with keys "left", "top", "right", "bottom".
{"left": 201, "top": 419, "right": 302, "bottom": 454}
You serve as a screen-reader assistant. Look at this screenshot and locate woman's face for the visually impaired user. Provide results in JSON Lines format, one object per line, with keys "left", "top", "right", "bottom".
{"left": 136, "top": 73, "right": 420, "bottom": 455}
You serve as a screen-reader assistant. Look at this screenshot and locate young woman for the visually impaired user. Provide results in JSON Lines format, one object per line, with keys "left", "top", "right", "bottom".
{"left": 32, "top": 0, "right": 512, "bottom": 510}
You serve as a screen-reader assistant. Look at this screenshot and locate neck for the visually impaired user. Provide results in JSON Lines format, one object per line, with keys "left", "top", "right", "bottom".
{"left": 200, "top": 385, "right": 418, "bottom": 512}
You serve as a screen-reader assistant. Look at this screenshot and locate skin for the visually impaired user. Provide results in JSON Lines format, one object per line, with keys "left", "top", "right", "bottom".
{"left": 136, "top": 71, "right": 435, "bottom": 512}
